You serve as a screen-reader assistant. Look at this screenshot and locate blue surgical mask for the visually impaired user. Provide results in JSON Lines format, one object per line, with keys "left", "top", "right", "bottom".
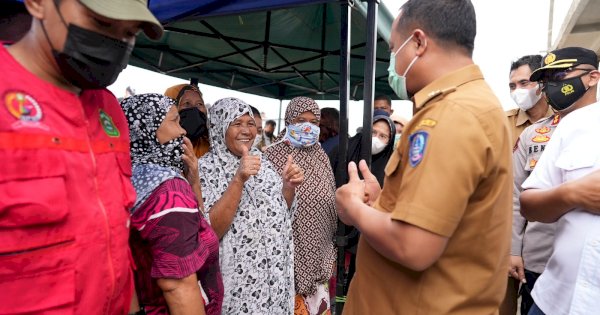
{"left": 283, "top": 122, "right": 320, "bottom": 148}
{"left": 388, "top": 34, "right": 419, "bottom": 100}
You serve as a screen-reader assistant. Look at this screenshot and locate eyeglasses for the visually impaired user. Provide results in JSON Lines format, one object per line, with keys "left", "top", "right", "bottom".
{"left": 539, "top": 67, "right": 593, "bottom": 89}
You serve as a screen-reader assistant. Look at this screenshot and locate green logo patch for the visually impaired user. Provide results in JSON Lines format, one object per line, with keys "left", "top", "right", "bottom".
{"left": 99, "top": 109, "right": 120, "bottom": 137}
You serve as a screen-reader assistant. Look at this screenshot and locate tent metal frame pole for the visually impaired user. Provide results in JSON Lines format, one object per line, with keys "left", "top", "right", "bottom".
{"left": 335, "top": 1, "right": 352, "bottom": 313}
{"left": 277, "top": 99, "right": 283, "bottom": 134}
{"left": 360, "top": 0, "right": 378, "bottom": 167}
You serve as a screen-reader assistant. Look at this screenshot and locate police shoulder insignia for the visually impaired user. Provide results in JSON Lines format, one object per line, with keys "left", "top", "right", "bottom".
{"left": 417, "top": 118, "right": 437, "bottom": 128}
{"left": 99, "top": 109, "right": 120, "bottom": 137}
{"left": 535, "top": 126, "right": 551, "bottom": 134}
{"left": 408, "top": 131, "right": 429, "bottom": 167}
{"left": 532, "top": 135, "right": 550, "bottom": 143}
{"left": 551, "top": 114, "right": 561, "bottom": 125}
{"left": 529, "top": 159, "right": 538, "bottom": 169}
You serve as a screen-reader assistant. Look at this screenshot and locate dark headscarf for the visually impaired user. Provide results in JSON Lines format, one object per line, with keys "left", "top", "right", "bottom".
{"left": 120, "top": 93, "right": 185, "bottom": 212}
{"left": 329, "top": 113, "right": 396, "bottom": 188}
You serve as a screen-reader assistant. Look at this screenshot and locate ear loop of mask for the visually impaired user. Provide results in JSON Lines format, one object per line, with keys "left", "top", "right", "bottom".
{"left": 392, "top": 34, "right": 424, "bottom": 77}
{"left": 403, "top": 37, "right": 426, "bottom": 77}
{"left": 39, "top": 0, "right": 73, "bottom": 52}
{"left": 392, "top": 34, "right": 414, "bottom": 58}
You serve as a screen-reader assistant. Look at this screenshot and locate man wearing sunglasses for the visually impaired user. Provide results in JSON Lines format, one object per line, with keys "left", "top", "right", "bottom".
{"left": 520, "top": 47, "right": 600, "bottom": 315}
{"left": 506, "top": 55, "right": 554, "bottom": 147}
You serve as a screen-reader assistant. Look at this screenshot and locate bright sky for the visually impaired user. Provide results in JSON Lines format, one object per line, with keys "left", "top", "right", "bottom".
{"left": 108, "top": 0, "right": 571, "bottom": 135}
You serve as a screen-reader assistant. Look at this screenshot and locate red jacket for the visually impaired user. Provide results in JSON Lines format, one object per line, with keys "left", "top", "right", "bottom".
{"left": 0, "top": 46, "right": 136, "bottom": 314}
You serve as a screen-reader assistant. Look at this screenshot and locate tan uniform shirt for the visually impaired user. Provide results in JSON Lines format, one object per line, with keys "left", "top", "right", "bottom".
{"left": 344, "top": 65, "right": 512, "bottom": 314}
{"left": 511, "top": 114, "right": 560, "bottom": 273}
{"left": 505, "top": 107, "right": 554, "bottom": 145}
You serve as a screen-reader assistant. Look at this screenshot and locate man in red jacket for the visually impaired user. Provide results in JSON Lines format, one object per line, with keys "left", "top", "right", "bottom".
{"left": 0, "top": 0, "right": 162, "bottom": 313}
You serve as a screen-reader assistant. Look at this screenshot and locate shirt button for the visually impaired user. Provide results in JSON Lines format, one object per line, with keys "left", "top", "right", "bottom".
{"left": 582, "top": 282, "right": 589, "bottom": 288}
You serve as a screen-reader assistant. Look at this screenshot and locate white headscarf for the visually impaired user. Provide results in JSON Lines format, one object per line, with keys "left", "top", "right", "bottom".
{"left": 198, "top": 97, "right": 295, "bottom": 314}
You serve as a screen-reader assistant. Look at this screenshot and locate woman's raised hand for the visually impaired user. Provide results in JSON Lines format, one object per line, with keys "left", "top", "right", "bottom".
{"left": 235, "top": 146, "right": 261, "bottom": 183}
{"left": 282, "top": 154, "right": 304, "bottom": 189}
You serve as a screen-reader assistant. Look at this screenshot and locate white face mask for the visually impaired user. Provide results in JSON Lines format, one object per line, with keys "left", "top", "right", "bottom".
{"left": 510, "top": 85, "right": 542, "bottom": 111}
{"left": 371, "top": 136, "right": 387, "bottom": 155}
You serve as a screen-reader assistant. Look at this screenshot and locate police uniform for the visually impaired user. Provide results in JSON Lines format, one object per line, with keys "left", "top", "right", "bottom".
{"left": 511, "top": 114, "right": 559, "bottom": 313}
{"left": 343, "top": 65, "right": 513, "bottom": 314}
{"left": 505, "top": 107, "right": 554, "bottom": 145}
{"left": 500, "top": 106, "right": 554, "bottom": 315}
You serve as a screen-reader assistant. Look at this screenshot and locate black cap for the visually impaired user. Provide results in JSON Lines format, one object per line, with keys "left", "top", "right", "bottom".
{"left": 530, "top": 47, "right": 599, "bottom": 82}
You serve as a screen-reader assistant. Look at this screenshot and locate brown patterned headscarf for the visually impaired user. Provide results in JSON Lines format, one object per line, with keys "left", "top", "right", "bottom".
{"left": 264, "top": 96, "right": 337, "bottom": 296}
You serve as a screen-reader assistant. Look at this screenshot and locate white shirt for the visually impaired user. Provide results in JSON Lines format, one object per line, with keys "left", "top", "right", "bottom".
{"left": 522, "top": 101, "right": 600, "bottom": 315}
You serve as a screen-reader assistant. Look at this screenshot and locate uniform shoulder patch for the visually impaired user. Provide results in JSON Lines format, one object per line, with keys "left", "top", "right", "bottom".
{"left": 408, "top": 131, "right": 429, "bottom": 167}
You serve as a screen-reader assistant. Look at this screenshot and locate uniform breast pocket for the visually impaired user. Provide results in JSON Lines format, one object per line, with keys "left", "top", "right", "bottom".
{"left": 0, "top": 150, "right": 75, "bottom": 314}
{"left": 555, "top": 149, "right": 600, "bottom": 182}
{"left": 0, "top": 151, "right": 69, "bottom": 229}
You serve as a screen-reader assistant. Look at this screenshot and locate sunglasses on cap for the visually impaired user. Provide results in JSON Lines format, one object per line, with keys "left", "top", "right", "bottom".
{"left": 538, "top": 67, "right": 594, "bottom": 89}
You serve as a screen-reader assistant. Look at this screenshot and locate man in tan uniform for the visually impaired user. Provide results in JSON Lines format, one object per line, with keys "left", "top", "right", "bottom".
{"left": 501, "top": 55, "right": 554, "bottom": 315}
{"left": 335, "top": 0, "right": 512, "bottom": 314}
{"left": 505, "top": 55, "right": 554, "bottom": 145}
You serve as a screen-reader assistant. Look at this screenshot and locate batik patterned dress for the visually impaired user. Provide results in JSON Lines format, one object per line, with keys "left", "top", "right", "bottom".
{"left": 199, "top": 98, "right": 296, "bottom": 314}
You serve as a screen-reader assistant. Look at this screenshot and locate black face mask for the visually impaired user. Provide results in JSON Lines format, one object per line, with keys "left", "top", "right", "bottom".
{"left": 543, "top": 73, "right": 590, "bottom": 111}
{"left": 179, "top": 108, "right": 208, "bottom": 141}
{"left": 41, "top": 3, "right": 134, "bottom": 89}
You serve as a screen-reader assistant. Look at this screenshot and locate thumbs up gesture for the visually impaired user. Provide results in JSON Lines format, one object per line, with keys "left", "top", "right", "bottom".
{"left": 235, "top": 146, "right": 261, "bottom": 183}
{"left": 282, "top": 154, "right": 304, "bottom": 190}
{"left": 357, "top": 160, "right": 381, "bottom": 206}
{"left": 335, "top": 160, "right": 381, "bottom": 226}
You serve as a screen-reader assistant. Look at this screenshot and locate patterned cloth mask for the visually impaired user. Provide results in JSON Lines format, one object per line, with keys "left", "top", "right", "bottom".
{"left": 283, "top": 122, "right": 320, "bottom": 148}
